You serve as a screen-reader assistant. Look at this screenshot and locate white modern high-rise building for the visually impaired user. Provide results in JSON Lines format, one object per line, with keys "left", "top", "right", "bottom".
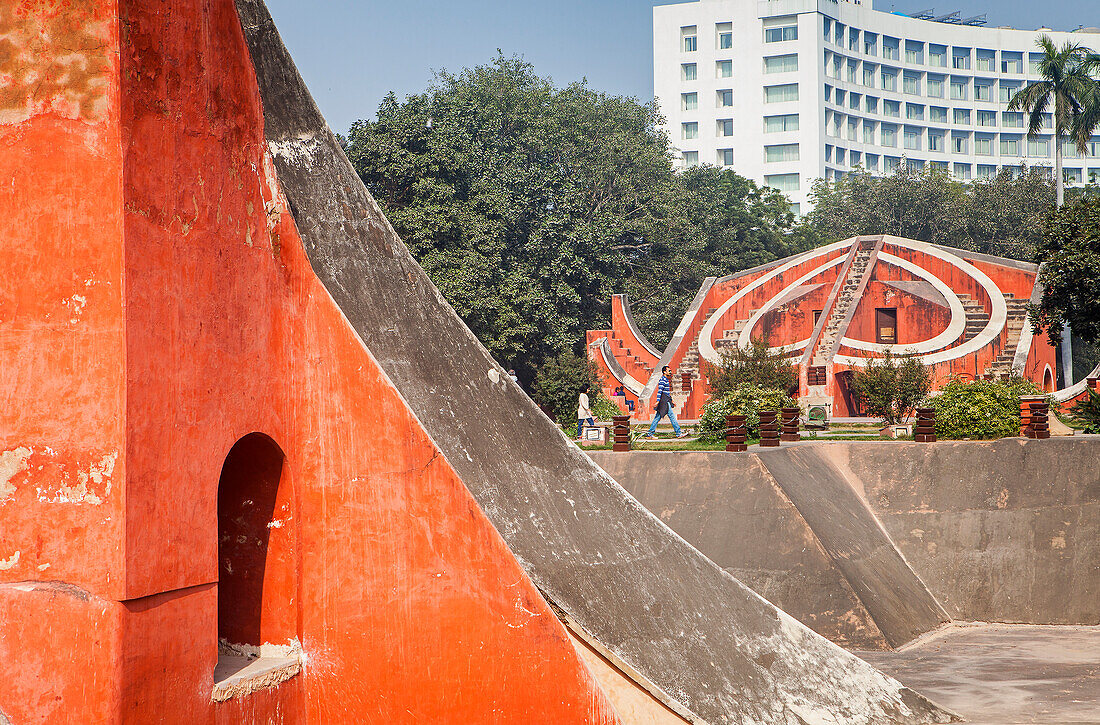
{"left": 654, "top": 0, "right": 1100, "bottom": 213}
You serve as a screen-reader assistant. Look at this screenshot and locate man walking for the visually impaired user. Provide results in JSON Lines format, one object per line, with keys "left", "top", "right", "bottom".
{"left": 645, "top": 366, "right": 687, "bottom": 438}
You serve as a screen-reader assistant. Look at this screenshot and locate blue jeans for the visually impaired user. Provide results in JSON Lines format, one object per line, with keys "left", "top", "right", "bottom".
{"left": 647, "top": 407, "right": 681, "bottom": 436}
{"left": 577, "top": 417, "right": 595, "bottom": 438}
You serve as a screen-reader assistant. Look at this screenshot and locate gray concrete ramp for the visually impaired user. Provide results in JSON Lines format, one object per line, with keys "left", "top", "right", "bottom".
{"left": 591, "top": 451, "right": 891, "bottom": 650}
{"left": 755, "top": 446, "right": 951, "bottom": 648}
{"left": 232, "top": 2, "right": 955, "bottom": 721}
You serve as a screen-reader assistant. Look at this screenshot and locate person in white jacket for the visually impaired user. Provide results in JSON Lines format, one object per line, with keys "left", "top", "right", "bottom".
{"left": 577, "top": 386, "right": 595, "bottom": 439}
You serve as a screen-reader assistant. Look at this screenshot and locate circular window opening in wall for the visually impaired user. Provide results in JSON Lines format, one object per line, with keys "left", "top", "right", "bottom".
{"left": 213, "top": 432, "right": 301, "bottom": 702}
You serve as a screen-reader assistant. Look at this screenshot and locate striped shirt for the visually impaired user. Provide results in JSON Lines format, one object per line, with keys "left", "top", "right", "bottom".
{"left": 657, "top": 375, "right": 672, "bottom": 400}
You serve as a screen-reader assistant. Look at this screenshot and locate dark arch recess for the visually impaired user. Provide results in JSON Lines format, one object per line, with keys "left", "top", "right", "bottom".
{"left": 217, "top": 432, "right": 296, "bottom": 648}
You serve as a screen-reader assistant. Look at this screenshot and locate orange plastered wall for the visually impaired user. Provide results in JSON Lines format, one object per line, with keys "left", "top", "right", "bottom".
{"left": 0, "top": 0, "right": 127, "bottom": 597}
{"left": 1, "top": 0, "right": 620, "bottom": 723}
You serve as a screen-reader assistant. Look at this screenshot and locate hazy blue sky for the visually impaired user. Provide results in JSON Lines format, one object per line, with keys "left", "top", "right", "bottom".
{"left": 264, "top": 1, "right": 1093, "bottom": 135}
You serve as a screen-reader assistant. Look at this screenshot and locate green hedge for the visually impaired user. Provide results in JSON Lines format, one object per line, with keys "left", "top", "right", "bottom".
{"left": 698, "top": 385, "right": 797, "bottom": 441}
{"left": 930, "top": 377, "right": 1043, "bottom": 440}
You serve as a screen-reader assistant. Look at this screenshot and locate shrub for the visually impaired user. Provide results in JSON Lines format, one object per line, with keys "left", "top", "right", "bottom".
{"left": 849, "top": 352, "right": 931, "bottom": 424}
{"left": 698, "top": 385, "right": 797, "bottom": 441}
{"left": 1070, "top": 388, "right": 1100, "bottom": 433}
{"left": 930, "top": 377, "right": 1038, "bottom": 440}
{"left": 534, "top": 351, "right": 605, "bottom": 425}
{"left": 707, "top": 337, "right": 797, "bottom": 398}
{"left": 592, "top": 395, "right": 626, "bottom": 420}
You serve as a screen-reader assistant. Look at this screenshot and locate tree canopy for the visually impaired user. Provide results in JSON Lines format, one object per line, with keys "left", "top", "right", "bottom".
{"left": 805, "top": 164, "right": 1061, "bottom": 260}
{"left": 344, "top": 54, "right": 808, "bottom": 378}
{"left": 1007, "top": 36, "right": 1100, "bottom": 207}
{"left": 1030, "top": 194, "right": 1100, "bottom": 345}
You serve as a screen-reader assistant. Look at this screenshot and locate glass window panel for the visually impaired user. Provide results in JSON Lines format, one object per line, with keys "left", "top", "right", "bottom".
{"left": 764, "top": 54, "right": 798, "bottom": 73}
{"left": 764, "top": 114, "right": 800, "bottom": 132}
{"left": 765, "top": 173, "right": 800, "bottom": 192}
{"left": 764, "top": 84, "right": 799, "bottom": 103}
{"left": 764, "top": 143, "right": 800, "bottom": 162}
{"left": 765, "top": 25, "right": 798, "bottom": 42}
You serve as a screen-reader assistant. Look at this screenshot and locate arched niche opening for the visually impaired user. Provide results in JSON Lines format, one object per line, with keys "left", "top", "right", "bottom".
{"left": 217, "top": 432, "right": 298, "bottom": 650}
{"left": 1043, "top": 366, "right": 1055, "bottom": 394}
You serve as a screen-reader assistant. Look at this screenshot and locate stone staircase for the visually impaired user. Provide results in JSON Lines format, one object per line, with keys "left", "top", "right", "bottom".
{"left": 605, "top": 332, "right": 654, "bottom": 379}
{"left": 986, "top": 294, "right": 1030, "bottom": 379}
{"left": 678, "top": 307, "right": 720, "bottom": 381}
{"left": 812, "top": 246, "right": 875, "bottom": 366}
{"left": 959, "top": 295, "right": 989, "bottom": 342}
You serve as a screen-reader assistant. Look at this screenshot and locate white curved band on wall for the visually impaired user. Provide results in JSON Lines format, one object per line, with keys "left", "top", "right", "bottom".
{"left": 834, "top": 252, "right": 966, "bottom": 354}
{"left": 835, "top": 237, "right": 1008, "bottom": 366}
{"left": 698, "top": 239, "right": 852, "bottom": 366}
{"left": 618, "top": 296, "right": 662, "bottom": 360}
{"left": 736, "top": 256, "right": 847, "bottom": 351}
{"left": 1053, "top": 361, "right": 1100, "bottom": 402}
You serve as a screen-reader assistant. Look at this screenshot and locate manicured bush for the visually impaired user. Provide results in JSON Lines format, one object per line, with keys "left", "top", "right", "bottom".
{"left": 698, "top": 385, "right": 797, "bottom": 441}
{"left": 930, "top": 377, "right": 1042, "bottom": 440}
{"left": 706, "top": 337, "right": 798, "bottom": 397}
{"left": 849, "top": 352, "right": 932, "bottom": 424}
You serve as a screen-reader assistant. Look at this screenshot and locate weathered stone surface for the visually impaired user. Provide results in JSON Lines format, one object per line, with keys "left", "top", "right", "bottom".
{"left": 591, "top": 451, "right": 891, "bottom": 650}
{"left": 841, "top": 438, "right": 1100, "bottom": 626}
{"left": 594, "top": 439, "right": 1100, "bottom": 654}
{"left": 233, "top": 2, "right": 954, "bottom": 721}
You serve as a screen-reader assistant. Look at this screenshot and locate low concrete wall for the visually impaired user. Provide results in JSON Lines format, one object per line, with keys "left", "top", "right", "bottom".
{"left": 592, "top": 438, "right": 1100, "bottom": 649}
{"left": 839, "top": 438, "right": 1100, "bottom": 626}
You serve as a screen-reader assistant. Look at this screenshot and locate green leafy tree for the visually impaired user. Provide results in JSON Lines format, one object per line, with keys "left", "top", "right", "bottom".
{"left": 849, "top": 352, "right": 931, "bottom": 425}
{"left": 344, "top": 54, "right": 809, "bottom": 373}
{"left": 706, "top": 337, "right": 797, "bottom": 398}
{"left": 931, "top": 377, "right": 1041, "bottom": 440}
{"left": 345, "top": 54, "right": 678, "bottom": 380}
{"left": 807, "top": 165, "right": 969, "bottom": 249}
{"left": 1029, "top": 195, "right": 1100, "bottom": 344}
{"left": 1008, "top": 36, "right": 1100, "bottom": 208}
{"left": 697, "top": 385, "right": 797, "bottom": 441}
{"left": 805, "top": 164, "right": 1056, "bottom": 260}
{"left": 532, "top": 351, "right": 605, "bottom": 425}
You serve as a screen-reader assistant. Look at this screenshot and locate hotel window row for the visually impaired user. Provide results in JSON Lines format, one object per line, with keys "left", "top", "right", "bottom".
{"left": 824, "top": 83, "right": 1065, "bottom": 132}
{"left": 824, "top": 50, "right": 1031, "bottom": 104}
{"left": 824, "top": 149, "right": 1100, "bottom": 183}
{"left": 822, "top": 17, "right": 1047, "bottom": 76}
{"left": 823, "top": 114, "right": 1099, "bottom": 157}
{"left": 678, "top": 22, "right": 736, "bottom": 52}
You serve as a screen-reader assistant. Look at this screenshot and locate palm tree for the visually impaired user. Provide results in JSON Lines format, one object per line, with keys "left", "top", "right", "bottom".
{"left": 1008, "top": 36, "right": 1099, "bottom": 207}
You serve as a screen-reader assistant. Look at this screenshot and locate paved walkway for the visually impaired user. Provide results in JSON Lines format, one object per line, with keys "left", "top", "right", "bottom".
{"left": 856, "top": 624, "right": 1100, "bottom": 724}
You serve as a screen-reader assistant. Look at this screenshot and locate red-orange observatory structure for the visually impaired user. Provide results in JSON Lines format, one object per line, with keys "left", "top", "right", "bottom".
{"left": 589, "top": 235, "right": 1062, "bottom": 420}
{"left": 0, "top": 2, "right": 618, "bottom": 722}
{"left": 0, "top": 2, "right": 1018, "bottom": 725}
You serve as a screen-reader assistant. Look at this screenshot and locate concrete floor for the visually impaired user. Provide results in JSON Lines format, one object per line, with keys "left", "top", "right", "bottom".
{"left": 856, "top": 624, "right": 1100, "bottom": 725}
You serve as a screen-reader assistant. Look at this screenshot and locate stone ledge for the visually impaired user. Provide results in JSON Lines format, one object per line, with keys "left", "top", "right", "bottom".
{"left": 211, "top": 640, "right": 302, "bottom": 702}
